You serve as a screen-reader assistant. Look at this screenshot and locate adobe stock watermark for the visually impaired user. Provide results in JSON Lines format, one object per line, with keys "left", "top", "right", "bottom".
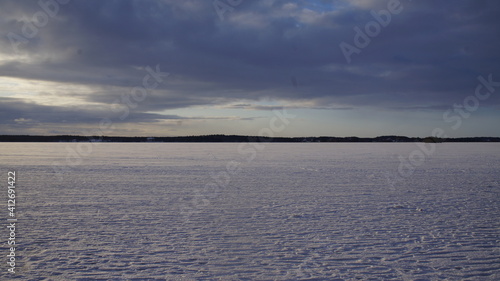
{"left": 386, "top": 74, "right": 499, "bottom": 188}
{"left": 51, "top": 65, "right": 170, "bottom": 181}
{"left": 340, "top": 0, "right": 412, "bottom": 64}
{"left": 213, "top": 0, "right": 244, "bottom": 21}
{"left": 179, "top": 108, "right": 296, "bottom": 220}
{"left": 6, "top": 171, "right": 17, "bottom": 274}
{"left": 7, "top": 0, "right": 71, "bottom": 54}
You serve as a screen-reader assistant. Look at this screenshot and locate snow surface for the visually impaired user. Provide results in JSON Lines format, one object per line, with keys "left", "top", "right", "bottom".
{"left": 0, "top": 143, "right": 499, "bottom": 280}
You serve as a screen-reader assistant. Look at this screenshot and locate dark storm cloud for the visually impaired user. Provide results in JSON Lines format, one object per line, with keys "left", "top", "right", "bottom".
{"left": 1, "top": 0, "right": 499, "bottom": 125}
{"left": 0, "top": 97, "right": 185, "bottom": 126}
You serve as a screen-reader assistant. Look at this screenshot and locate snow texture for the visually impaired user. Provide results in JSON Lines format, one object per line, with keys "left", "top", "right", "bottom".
{"left": 0, "top": 143, "right": 499, "bottom": 280}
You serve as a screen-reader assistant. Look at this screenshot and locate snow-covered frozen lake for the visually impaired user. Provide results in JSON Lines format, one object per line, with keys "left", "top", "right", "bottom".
{"left": 1, "top": 143, "right": 499, "bottom": 280}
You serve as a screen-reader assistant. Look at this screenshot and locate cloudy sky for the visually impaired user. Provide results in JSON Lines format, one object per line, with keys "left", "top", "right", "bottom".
{"left": 1, "top": 0, "right": 499, "bottom": 137}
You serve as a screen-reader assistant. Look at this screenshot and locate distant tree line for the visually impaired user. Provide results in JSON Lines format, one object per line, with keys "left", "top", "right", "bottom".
{"left": 0, "top": 135, "right": 499, "bottom": 143}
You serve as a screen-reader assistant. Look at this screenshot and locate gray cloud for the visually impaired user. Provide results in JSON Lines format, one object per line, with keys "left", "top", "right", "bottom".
{"left": 1, "top": 0, "right": 499, "bottom": 135}
{"left": 0, "top": 97, "right": 185, "bottom": 126}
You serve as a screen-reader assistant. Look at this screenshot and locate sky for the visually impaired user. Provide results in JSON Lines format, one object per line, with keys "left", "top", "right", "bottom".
{"left": 0, "top": 0, "right": 499, "bottom": 137}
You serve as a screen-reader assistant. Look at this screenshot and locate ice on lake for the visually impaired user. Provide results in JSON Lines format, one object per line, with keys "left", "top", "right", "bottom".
{"left": 0, "top": 143, "right": 499, "bottom": 280}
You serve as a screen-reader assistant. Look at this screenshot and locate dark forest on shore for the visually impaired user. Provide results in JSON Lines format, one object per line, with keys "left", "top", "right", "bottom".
{"left": 1, "top": 135, "right": 499, "bottom": 143}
